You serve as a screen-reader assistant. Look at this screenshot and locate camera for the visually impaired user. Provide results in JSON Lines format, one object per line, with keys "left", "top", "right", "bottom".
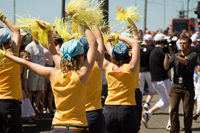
{"left": 162, "top": 40, "right": 171, "bottom": 53}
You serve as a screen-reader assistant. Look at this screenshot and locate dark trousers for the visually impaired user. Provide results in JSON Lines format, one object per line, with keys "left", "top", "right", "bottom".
{"left": 0, "top": 99, "right": 22, "bottom": 133}
{"left": 86, "top": 109, "right": 105, "bottom": 133}
{"left": 103, "top": 105, "right": 139, "bottom": 133}
{"left": 135, "top": 88, "right": 142, "bottom": 127}
{"left": 168, "top": 86, "right": 194, "bottom": 133}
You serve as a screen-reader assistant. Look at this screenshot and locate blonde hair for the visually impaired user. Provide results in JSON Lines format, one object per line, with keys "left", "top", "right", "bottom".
{"left": 20, "top": 50, "right": 30, "bottom": 58}
{"left": 60, "top": 54, "right": 82, "bottom": 73}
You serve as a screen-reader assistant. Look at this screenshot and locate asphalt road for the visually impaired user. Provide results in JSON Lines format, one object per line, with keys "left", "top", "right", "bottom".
{"left": 22, "top": 93, "right": 200, "bottom": 133}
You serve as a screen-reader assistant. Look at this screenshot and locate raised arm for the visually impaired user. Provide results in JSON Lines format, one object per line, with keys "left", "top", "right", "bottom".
{"left": 0, "top": 14, "right": 20, "bottom": 56}
{"left": 119, "top": 35, "right": 140, "bottom": 74}
{"left": 116, "top": 5, "right": 139, "bottom": 40}
{"left": 47, "top": 32, "right": 61, "bottom": 69}
{"left": 91, "top": 22, "right": 104, "bottom": 70}
{"left": 79, "top": 23, "right": 98, "bottom": 85}
{"left": 36, "top": 21, "right": 61, "bottom": 69}
{"left": 5, "top": 53, "right": 56, "bottom": 81}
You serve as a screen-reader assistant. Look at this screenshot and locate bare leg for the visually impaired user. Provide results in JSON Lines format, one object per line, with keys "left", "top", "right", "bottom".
{"left": 41, "top": 83, "right": 47, "bottom": 112}
{"left": 34, "top": 91, "right": 42, "bottom": 115}
{"left": 150, "top": 105, "right": 160, "bottom": 113}
{"left": 29, "top": 91, "right": 35, "bottom": 103}
{"left": 145, "top": 92, "right": 154, "bottom": 104}
{"left": 48, "top": 84, "right": 54, "bottom": 112}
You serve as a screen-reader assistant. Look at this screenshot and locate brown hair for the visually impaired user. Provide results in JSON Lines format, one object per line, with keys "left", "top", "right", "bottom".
{"left": 111, "top": 55, "right": 131, "bottom": 66}
{"left": 20, "top": 50, "right": 30, "bottom": 58}
{"left": 180, "top": 36, "right": 192, "bottom": 44}
{"left": 1, "top": 39, "right": 11, "bottom": 47}
{"left": 60, "top": 54, "right": 83, "bottom": 73}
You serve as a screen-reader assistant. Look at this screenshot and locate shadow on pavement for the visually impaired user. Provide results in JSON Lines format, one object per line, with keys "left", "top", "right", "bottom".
{"left": 23, "top": 113, "right": 54, "bottom": 133}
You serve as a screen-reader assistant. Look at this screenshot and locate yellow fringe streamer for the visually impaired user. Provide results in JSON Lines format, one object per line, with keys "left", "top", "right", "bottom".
{"left": 66, "top": 0, "right": 104, "bottom": 25}
{"left": 54, "top": 18, "right": 72, "bottom": 42}
{"left": 0, "top": 49, "right": 11, "bottom": 68}
{"left": 116, "top": 6, "right": 141, "bottom": 24}
{"left": 0, "top": 11, "right": 3, "bottom": 18}
{"left": 72, "top": 22, "right": 79, "bottom": 34}
{"left": 31, "top": 30, "right": 39, "bottom": 42}
{"left": 14, "top": 15, "right": 53, "bottom": 45}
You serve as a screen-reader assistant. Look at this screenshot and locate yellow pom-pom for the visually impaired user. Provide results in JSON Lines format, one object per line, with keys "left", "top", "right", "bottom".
{"left": 54, "top": 18, "right": 72, "bottom": 42}
{"left": 103, "top": 33, "right": 119, "bottom": 46}
{"left": 0, "top": 11, "right": 3, "bottom": 18}
{"left": 66, "top": 0, "right": 104, "bottom": 25}
{"left": 116, "top": 6, "right": 141, "bottom": 24}
{"left": 110, "top": 33, "right": 119, "bottom": 46}
{"left": 14, "top": 15, "right": 53, "bottom": 45}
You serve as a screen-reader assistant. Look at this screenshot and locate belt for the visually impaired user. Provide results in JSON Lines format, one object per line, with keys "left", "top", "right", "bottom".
{"left": 52, "top": 125, "right": 89, "bottom": 131}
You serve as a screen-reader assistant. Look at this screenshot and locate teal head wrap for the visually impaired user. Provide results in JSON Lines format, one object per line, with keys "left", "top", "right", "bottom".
{"left": 60, "top": 39, "right": 84, "bottom": 61}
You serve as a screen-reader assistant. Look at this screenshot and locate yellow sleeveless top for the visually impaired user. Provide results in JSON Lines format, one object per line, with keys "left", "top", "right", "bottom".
{"left": 135, "top": 64, "right": 140, "bottom": 89}
{"left": 51, "top": 70, "right": 88, "bottom": 126}
{"left": 0, "top": 50, "right": 22, "bottom": 100}
{"left": 105, "top": 63, "right": 136, "bottom": 105}
{"left": 86, "top": 62, "right": 102, "bottom": 111}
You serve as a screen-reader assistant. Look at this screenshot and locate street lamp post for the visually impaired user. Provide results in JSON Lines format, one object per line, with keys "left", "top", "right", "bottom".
{"left": 13, "top": 0, "right": 16, "bottom": 24}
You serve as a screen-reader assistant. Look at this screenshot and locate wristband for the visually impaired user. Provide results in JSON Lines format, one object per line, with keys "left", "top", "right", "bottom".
{"left": 2, "top": 17, "right": 6, "bottom": 23}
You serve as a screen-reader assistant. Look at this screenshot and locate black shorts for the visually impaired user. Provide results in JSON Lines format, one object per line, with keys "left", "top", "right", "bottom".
{"left": 86, "top": 109, "right": 105, "bottom": 133}
{"left": 0, "top": 99, "right": 22, "bottom": 133}
{"left": 135, "top": 88, "right": 142, "bottom": 127}
{"left": 103, "top": 105, "right": 140, "bottom": 133}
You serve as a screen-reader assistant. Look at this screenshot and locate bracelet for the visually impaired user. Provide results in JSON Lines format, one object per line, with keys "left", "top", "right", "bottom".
{"left": 2, "top": 17, "right": 6, "bottom": 23}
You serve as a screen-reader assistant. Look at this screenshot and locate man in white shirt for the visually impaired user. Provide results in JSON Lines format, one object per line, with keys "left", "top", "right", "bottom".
{"left": 25, "top": 36, "right": 45, "bottom": 115}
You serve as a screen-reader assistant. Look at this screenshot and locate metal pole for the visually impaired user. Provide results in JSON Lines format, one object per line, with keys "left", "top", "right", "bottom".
{"left": 164, "top": 0, "right": 165, "bottom": 30}
{"left": 62, "top": 0, "right": 66, "bottom": 20}
{"left": 13, "top": 0, "right": 16, "bottom": 24}
{"left": 99, "top": 0, "right": 109, "bottom": 24}
{"left": 144, "top": 0, "right": 147, "bottom": 32}
{"left": 187, "top": 0, "right": 189, "bottom": 18}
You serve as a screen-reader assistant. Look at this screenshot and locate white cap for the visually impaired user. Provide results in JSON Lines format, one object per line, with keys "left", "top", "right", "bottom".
{"left": 143, "top": 34, "right": 154, "bottom": 41}
{"left": 20, "top": 29, "right": 28, "bottom": 36}
{"left": 154, "top": 33, "right": 167, "bottom": 41}
{"left": 191, "top": 33, "right": 199, "bottom": 39}
{"left": 190, "top": 37, "right": 197, "bottom": 42}
{"left": 172, "top": 36, "right": 178, "bottom": 41}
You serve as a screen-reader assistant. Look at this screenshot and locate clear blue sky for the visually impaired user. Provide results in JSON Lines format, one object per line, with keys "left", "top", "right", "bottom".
{"left": 0, "top": 0, "right": 199, "bottom": 32}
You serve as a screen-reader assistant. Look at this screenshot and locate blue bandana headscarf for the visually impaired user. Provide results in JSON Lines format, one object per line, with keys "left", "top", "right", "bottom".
{"left": 112, "top": 43, "right": 129, "bottom": 61}
{"left": 0, "top": 28, "right": 11, "bottom": 47}
{"left": 77, "top": 37, "right": 89, "bottom": 56}
{"left": 60, "top": 39, "right": 84, "bottom": 61}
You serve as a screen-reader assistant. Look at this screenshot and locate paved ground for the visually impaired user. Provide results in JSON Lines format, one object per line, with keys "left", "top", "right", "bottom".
{"left": 22, "top": 93, "right": 200, "bottom": 133}
{"left": 141, "top": 94, "right": 200, "bottom": 133}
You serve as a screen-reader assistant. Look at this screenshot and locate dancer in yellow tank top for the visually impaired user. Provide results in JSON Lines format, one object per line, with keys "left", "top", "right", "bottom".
{"left": 0, "top": 12, "right": 23, "bottom": 133}
{"left": 5, "top": 20, "right": 98, "bottom": 133}
{"left": 102, "top": 33, "right": 140, "bottom": 132}
{"left": 76, "top": 23, "right": 105, "bottom": 133}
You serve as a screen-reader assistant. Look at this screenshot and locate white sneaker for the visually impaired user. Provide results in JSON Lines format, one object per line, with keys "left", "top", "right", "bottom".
{"left": 166, "top": 125, "right": 184, "bottom": 131}
{"left": 166, "top": 124, "right": 171, "bottom": 131}
{"left": 142, "top": 111, "right": 150, "bottom": 128}
{"left": 143, "top": 103, "right": 150, "bottom": 111}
